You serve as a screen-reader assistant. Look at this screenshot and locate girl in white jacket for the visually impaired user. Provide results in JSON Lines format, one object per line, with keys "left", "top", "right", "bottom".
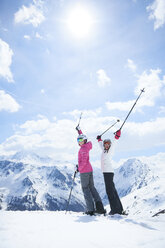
{"left": 97, "top": 130, "right": 124, "bottom": 215}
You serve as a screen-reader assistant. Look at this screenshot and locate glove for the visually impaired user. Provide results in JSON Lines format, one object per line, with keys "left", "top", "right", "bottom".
{"left": 96, "top": 135, "right": 102, "bottom": 140}
{"left": 75, "top": 125, "right": 81, "bottom": 132}
{"left": 75, "top": 164, "right": 79, "bottom": 172}
{"left": 115, "top": 129, "right": 121, "bottom": 139}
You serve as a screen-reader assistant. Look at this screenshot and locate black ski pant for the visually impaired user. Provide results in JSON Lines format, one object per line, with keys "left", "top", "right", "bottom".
{"left": 103, "top": 172, "right": 123, "bottom": 214}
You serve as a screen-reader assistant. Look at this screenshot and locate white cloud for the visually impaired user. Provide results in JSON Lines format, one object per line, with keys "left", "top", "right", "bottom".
{"left": 96, "top": 69, "right": 111, "bottom": 88}
{"left": 0, "top": 38, "right": 14, "bottom": 82}
{"left": 138, "top": 152, "right": 165, "bottom": 168}
{"left": 0, "top": 116, "right": 78, "bottom": 162}
{"left": 159, "top": 106, "right": 165, "bottom": 114}
{"left": 35, "top": 32, "right": 43, "bottom": 39}
{"left": 106, "top": 67, "right": 165, "bottom": 112}
{"left": 63, "top": 108, "right": 102, "bottom": 119}
{"left": 117, "top": 117, "right": 165, "bottom": 153}
{"left": 19, "top": 117, "right": 50, "bottom": 134}
{"left": 0, "top": 114, "right": 165, "bottom": 162}
{"left": 126, "top": 59, "right": 137, "bottom": 72}
{"left": 125, "top": 117, "right": 165, "bottom": 136}
{"left": 147, "top": 0, "right": 165, "bottom": 30}
{"left": 0, "top": 113, "right": 118, "bottom": 160}
{"left": 0, "top": 90, "right": 21, "bottom": 112}
{"left": 14, "top": 1, "right": 45, "bottom": 27}
{"left": 135, "top": 69, "right": 165, "bottom": 107}
{"left": 24, "top": 35, "right": 31, "bottom": 40}
{"left": 106, "top": 100, "right": 135, "bottom": 112}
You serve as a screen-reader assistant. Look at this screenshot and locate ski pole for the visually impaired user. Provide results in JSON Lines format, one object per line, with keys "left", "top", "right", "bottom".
{"left": 77, "top": 112, "right": 83, "bottom": 127}
{"left": 99, "top": 119, "right": 120, "bottom": 137}
{"left": 119, "top": 88, "right": 145, "bottom": 131}
{"left": 65, "top": 168, "right": 77, "bottom": 214}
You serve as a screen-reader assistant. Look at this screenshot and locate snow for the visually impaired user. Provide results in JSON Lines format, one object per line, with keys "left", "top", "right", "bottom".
{"left": 0, "top": 152, "right": 165, "bottom": 247}
{"left": 0, "top": 211, "right": 165, "bottom": 248}
{"left": 0, "top": 159, "right": 85, "bottom": 211}
{"left": 1, "top": 155, "right": 164, "bottom": 213}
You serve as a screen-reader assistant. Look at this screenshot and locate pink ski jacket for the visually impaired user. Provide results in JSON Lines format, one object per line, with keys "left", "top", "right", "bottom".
{"left": 77, "top": 130, "right": 93, "bottom": 173}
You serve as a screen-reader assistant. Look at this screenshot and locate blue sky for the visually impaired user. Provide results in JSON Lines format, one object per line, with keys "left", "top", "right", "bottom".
{"left": 0, "top": 0, "right": 165, "bottom": 163}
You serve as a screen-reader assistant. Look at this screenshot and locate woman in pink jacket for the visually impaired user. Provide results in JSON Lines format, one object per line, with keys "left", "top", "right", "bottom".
{"left": 76, "top": 125, "right": 105, "bottom": 216}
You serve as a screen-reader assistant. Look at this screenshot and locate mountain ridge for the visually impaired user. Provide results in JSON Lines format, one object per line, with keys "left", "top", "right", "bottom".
{"left": 0, "top": 152, "right": 164, "bottom": 216}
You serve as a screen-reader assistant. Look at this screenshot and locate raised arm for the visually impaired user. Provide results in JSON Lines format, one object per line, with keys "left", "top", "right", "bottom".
{"left": 110, "top": 129, "right": 122, "bottom": 155}
{"left": 96, "top": 135, "right": 104, "bottom": 150}
{"left": 75, "top": 125, "right": 83, "bottom": 135}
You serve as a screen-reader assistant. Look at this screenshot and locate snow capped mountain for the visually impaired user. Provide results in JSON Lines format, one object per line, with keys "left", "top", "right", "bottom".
{"left": 0, "top": 158, "right": 85, "bottom": 211}
{"left": 7, "top": 150, "right": 55, "bottom": 165}
{"left": 114, "top": 157, "right": 165, "bottom": 217}
{"left": 114, "top": 158, "right": 157, "bottom": 197}
{"left": 0, "top": 152, "right": 164, "bottom": 217}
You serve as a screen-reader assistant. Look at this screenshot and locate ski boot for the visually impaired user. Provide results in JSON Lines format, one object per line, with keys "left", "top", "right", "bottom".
{"left": 95, "top": 202, "right": 106, "bottom": 215}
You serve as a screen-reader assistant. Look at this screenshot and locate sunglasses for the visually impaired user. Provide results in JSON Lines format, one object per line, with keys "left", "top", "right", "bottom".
{"left": 77, "top": 138, "right": 84, "bottom": 143}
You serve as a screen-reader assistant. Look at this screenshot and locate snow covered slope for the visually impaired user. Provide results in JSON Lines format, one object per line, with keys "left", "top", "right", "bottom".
{"left": 0, "top": 211, "right": 165, "bottom": 248}
{"left": 114, "top": 158, "right": 157, "bottom": 197}
{"left": 118, "top": 156, "right": 165, "bottom": 217}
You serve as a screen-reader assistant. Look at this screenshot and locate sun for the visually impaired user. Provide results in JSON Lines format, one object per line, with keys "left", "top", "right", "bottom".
{"left": 66, "top": 4, "right": 94, "bottom": 38}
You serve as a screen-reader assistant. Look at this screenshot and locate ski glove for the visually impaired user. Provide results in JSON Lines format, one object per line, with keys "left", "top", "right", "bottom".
{"left": 96, "top": 135, "right": 102, "bottom": 140}
{"left": 75, "top": 125, "right": 81, "bottom": 132}
{"left": 115, "top": 129, "right": 121, "bottom": 139}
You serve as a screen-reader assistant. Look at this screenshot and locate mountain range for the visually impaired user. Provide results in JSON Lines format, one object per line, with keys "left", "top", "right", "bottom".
{"left": 0, "top": 151, "right": 164, "bottom": 216}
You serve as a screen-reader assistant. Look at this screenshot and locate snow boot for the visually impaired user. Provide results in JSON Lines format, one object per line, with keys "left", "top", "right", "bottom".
{"left": 109, "top": 210, "right": 128, "bottom": 216}
{"left": 95, "top": 201, "right": 106, "bottom": 214}
{"left": 109, "top": 210, "right": 115, "bottom": 215}
{"left": 85, "top": 211, "right": 95, "bottom": 216}
{"left": 121, "top": 210, "right": 128, "bottom": 216}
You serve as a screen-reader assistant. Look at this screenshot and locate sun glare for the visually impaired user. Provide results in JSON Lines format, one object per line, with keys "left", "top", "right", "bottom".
{"left": 66, "top": 4, "right": 94, "bottom": 38}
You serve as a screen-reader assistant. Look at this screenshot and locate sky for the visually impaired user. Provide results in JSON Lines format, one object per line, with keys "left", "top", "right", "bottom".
{"left": 0, "top": 0, "right": 165, "bottom": 164}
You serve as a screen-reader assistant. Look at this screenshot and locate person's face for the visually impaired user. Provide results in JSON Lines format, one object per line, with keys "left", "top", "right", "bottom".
{"left": 104, "top": 142, "right": 111, "bottom": 150}
{"left": 78, "top": 140, "right": 84, "bottom": 146}
{"left": 77, "top": 138, "right": 84, "bottom": 146}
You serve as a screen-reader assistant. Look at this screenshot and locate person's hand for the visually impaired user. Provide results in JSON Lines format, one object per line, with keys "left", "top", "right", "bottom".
{"left": 75, "top": 125, "right": 80, "bottom": 132}
{"left": 96, "top": 135, "right": 102, "bottom": 140}
{"left": 115, "top": 129, "right": 121, "bottom": 139}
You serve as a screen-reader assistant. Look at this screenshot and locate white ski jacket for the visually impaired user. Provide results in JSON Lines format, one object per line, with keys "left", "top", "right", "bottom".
{"left": 98, "top": 138, "right": 117, "bottom": 173}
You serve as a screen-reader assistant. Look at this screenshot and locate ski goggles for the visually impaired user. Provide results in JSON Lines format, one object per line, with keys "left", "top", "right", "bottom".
{"left": 77, "top": 138, "right": 84, "bottom": 143}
